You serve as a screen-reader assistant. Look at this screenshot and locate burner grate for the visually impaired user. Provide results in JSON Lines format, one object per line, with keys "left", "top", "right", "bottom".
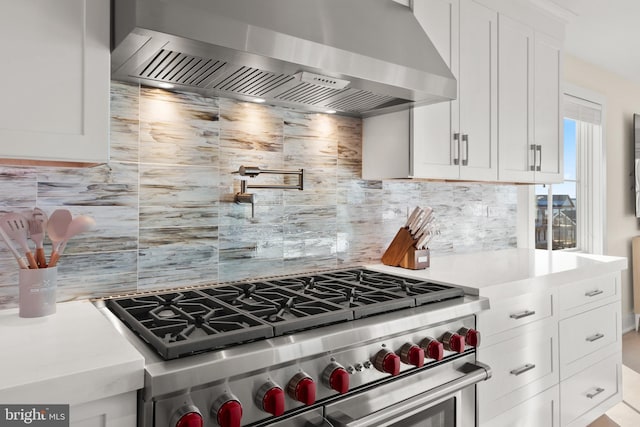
{"left": 107, "top": 291, "right": 274, "bottom": 359}
{"left": 107, "top": 269, "right": 464, "bottom": 359}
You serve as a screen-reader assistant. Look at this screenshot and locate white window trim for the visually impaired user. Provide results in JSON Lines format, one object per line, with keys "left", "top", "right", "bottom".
{"left": 517, "top": 83, "right": 606, "bottom": 254}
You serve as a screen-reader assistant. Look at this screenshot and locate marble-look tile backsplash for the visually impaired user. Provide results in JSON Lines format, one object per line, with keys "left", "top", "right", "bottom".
{"left": 0, "top": 82, "right": 517, "bottom": 308}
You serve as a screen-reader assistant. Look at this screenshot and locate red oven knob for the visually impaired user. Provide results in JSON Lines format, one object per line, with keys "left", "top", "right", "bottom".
{"left": 287, "top": 372, "right": 316, "bottom": 405}
{"left": 420, "top": 337, "right": 444, "bottom": 361}
{"left": 255, "top": 381, "right": 285, "bottom": 416}
{"left": 441, "top": 331, "right": 466, "bottom": 353}
{"left": 458, "top": 327, "right": 481, "bottom": 347}
{"left": 322, "top": 362, "right": 350, "bottom": 394}
{"left": 173, "top": 406, "right": 203, "bottom": 427}
{"left": 211, "top": 393, "right": 242, "bottom": 427}
{"left": 399, "top": 343, "right": 425, "bottom": 367}
{"left": 373, "top": 348, "right": 401, "bottom": 375}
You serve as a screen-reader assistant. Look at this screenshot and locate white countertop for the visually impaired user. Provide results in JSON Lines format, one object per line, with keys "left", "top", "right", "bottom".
{"left": 368, "top": 248, "right": 628, "bottom": 300}
{"left": 0, "top": 300, "right": 144, "bottom": 405}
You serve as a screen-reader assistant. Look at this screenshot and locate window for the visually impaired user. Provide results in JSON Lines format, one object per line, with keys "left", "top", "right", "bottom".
{"left": 534, "top": 90, "right": 605, "bottom": 253}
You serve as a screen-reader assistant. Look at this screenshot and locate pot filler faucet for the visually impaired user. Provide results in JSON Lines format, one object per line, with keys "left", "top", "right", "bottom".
{"left": 233, "top": 166, "right": 304, "bottom": 218}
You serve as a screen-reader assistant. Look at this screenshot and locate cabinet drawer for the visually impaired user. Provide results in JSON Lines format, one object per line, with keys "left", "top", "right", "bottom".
{"left": 480, "top": 385, "right": 558, "bottom": 427}
{"left": 559, "top": 303, "right": 618, "bottom": 368}
{"left": 478, "top": 323, "right": 556, "bottom": 407}
{"left": 479, "top": 292, "right": 553, "bottom": 337}
{"left": 558, "top": 273, "right": 618, "bottom": 314}
{"left": 560, "top": 355, "right": 619, "bottom": 426}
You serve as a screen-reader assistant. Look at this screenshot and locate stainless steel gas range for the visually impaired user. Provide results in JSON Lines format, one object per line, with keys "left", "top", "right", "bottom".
{"left": 97, "top": 268, "right": 491, "bottom": 427}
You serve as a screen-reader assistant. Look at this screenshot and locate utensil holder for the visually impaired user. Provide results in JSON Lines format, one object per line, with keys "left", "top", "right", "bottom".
{"left": 399, "top": 247, "right": 430, "bottom": 270}
{"left": 19, "top": 267, "right": 57, "bottom": 318}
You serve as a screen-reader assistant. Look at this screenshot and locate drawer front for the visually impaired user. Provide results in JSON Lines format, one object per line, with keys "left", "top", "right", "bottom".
{"left": 479, "top": 292, "right": 553, "bottom": 337}
{"left": 560, "top": 355, "right": 619, "bottom": 426}
{"left": 478, "top": 324, "right": 556, "bottom": 406}
{"left": 559, "top": 303, "right": 618, "bottom": 367}
{"left": 481, "top": 385, "right": 559, "bottom": 427}
{"left": 558, "top": 273, "right": 618, "bottom": 313}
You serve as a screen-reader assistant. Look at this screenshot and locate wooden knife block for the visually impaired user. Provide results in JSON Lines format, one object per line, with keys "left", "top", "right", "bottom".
{"left": 381, "top": 227, "right": 430, "bottom": 270}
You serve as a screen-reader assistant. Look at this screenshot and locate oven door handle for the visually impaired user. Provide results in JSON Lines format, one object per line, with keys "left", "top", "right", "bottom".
{"left": 326, "top": 361, "right": 492, "bottom": 427}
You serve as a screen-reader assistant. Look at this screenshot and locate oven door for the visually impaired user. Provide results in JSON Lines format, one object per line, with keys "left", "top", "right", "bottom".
{"left": 322, "top": 354, "right": 490, "bottom": 427}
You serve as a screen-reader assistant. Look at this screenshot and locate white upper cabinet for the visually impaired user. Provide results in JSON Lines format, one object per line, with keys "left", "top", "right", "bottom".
{"left": 455, "top": 0, "right": 498, "bottom": 181}
{"left": 498, "top": 14, "right": 563, "bottom": 183}
{"left": 0, "top": 0, "right": 110, "bottom": 164}
{"left": 413, "top": 0, "right": 498, "bottom": 181}
{"left": 363, "top": 0, "right": 564, "bottom": 184}
{"left": 534, "top": 32, "right": 563, "bottom": 182}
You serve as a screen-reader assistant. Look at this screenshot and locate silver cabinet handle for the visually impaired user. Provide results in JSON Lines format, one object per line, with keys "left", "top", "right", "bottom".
{"left": 586, "top": 333, "right": 604, "bottom": 342}
{"left": 453, "top": 133, "right": 460, "bottom": 165}
{"left": 462, "top": 134, "right": 469, "bottom": 166}
{"left": 587, "top": 387, "right": 605, "bottom": 399}
{"left": 510, "top": 363, "right": 535, "bottom": 376}
{"left": 509, "top": 310, "right": 536, "bottom": 320}
{"left": 536, "top": 145, "right": 542, "bottom": 172}
{"left": 585, "top": 289, "right": 604, "bottom": 297}
{"left": 530, "top": 144, "right": 537, "bottom": 171}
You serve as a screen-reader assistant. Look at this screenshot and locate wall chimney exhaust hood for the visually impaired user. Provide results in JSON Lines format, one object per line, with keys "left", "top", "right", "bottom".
{"left": 111, "top": 0, "right": 457, "bottom": 117}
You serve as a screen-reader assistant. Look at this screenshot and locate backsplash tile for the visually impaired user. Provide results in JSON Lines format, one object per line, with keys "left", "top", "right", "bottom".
{"left": 0, "top": 82, "right": 517, "bottom": 309}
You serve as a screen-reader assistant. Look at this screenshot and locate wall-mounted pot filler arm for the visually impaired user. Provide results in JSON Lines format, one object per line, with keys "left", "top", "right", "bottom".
{"left": 233, "top": 166, "right": 304, "bottom": 218}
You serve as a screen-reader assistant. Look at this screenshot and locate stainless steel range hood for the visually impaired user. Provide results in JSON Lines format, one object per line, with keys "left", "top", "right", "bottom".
{"left": 111, "top": 0, "right": 456, "bottom": 117}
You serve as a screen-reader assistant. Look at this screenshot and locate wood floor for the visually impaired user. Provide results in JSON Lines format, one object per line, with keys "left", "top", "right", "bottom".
{"left": 588, "top": 331, "right": 640, "bottom": 427}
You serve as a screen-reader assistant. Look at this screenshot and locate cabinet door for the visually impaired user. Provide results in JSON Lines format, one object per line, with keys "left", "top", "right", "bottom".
{"left": 458, "top": 0, "right": 497, "bottom": 181}
{"left": 497, "top": 15, "right": 536, "bottom": 183}
{"left": 534, "top": 32, "right": 563, "bottom": 182}
{"left": 0, "top": 0, "right": 110, "bottom": 163}
{"left": 411, "top": 0, "right": 460, "bottom": 180}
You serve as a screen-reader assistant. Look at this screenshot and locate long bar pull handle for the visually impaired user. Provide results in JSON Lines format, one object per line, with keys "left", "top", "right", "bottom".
{"left": 453, "top": 133, "right": 460, "bottom": 165}
{"left": 510, "top": 363, "right": 536, "bottom": 376}
{"left": 587, "top": 387, "right": 605, "bottom": 399}
{"left": 586, "top": 333, "right": 604, "bottom": 342}
{"left": 327, "top": 362, "right": 492, "bottom": 427}
{"left": 462, "top": 134, "right": 469, "bottom": 166}
{"left": 509, "top": 310, "right": 536, "bottom": 320}
{"left": 536, "top": 145, "right": 542, "bottom": 172}
{"left": 530, "top": 144, "right": 537, "bottom": 171}
{"left": 585, "top": 289, "right": 604, "bottom": 297}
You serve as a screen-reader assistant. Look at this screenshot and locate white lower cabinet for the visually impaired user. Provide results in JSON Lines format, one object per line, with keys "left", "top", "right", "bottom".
{"left": 477, "top": 293, "right": 557, "bottom": 423}
{"left": 478, "top": 272, "right": 622, "bottom": 426}
{"left": 561, "top": 354, "right": 620, "bottom": 427}
{"left": 481, "top": 385, "right": 559, "bottom": 427}
{"left": 70, "top": 391, "right": 137, "bottom": 427}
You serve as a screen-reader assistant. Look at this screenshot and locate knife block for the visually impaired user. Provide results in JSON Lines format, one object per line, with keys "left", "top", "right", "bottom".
{"left": 381, "top": 227, "right": 430, "bottom": 270}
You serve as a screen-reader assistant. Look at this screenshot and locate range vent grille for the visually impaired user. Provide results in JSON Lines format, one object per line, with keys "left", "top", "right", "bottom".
{"left": 275, "top": 83, "right": 342, "bottom": 105}
{"left": 133, "top": 49, "right": 411, "bottom": 115}
{"left": 138, "top": 50, "right": 227, "bottom": 87}
{"left": 326, "top": 90, "right": 397, "bottom": 113}
{"left": 211, "top": 66, "right": 295, "bottom": 97}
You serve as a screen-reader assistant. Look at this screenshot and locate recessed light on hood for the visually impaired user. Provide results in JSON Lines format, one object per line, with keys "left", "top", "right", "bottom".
{"left": 111, "top": 0, "right": 457, "bottom": 117}
{"left": 158, "top": 82, "right": 174, "bottom": 89}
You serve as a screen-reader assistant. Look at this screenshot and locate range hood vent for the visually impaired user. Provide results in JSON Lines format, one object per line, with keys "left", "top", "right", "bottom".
{"left": 112, "top": 0, "right": 457, "bottom": 117}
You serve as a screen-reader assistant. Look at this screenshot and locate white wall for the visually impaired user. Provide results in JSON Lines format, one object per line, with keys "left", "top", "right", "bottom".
{"left": 564, "top": 54, "right": 640, "bottom": 330}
